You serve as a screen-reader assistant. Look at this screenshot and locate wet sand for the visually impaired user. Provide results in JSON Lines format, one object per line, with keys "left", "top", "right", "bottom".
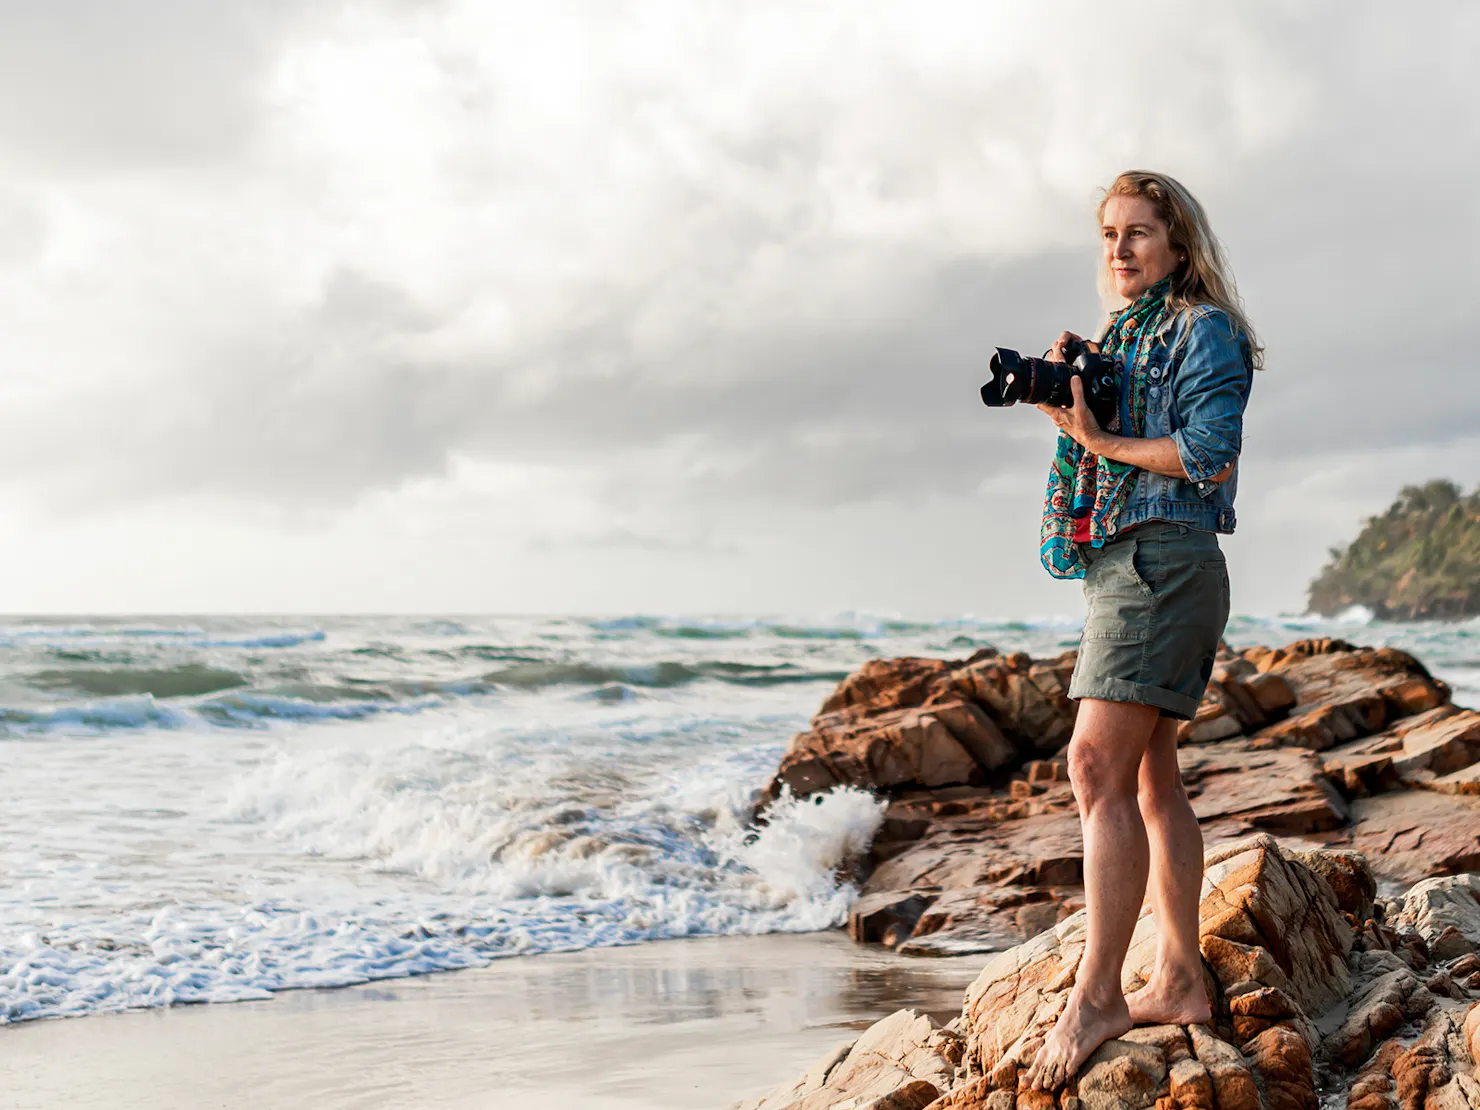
{"left": 2, "top": 931, "right": 985, "bottom": 1110}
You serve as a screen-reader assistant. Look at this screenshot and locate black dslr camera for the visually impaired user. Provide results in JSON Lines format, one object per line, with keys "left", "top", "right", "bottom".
{"left": 980, "top": 339, "right": 1121, "bottom": 428}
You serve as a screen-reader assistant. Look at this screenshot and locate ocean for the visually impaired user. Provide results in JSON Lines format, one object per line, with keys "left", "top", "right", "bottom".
{"left": 1, "top": 611, "right": 1476, "bottom": 1025}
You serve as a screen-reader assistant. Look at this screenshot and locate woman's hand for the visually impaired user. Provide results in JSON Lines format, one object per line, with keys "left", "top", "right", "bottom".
{"left": 1045, "top": 331, "right": 1102, "bottom": 363}
{"left": 1038, "top": 376, "right": 1106, "bottom": 452}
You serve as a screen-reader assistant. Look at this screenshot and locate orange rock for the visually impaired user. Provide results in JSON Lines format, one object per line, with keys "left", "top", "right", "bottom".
{"left": 1166, "top": 1055, "right": 1214, "bottom": 1110}
{"left": 1026, "top": 760, "right": 1069, "bottom": 784}
{"left": 1381, "top": 675, "right": 1450, "bottom": 717}
{"left": 769, "top": 639, "right": 1455, "bottom": 819}
{"left": 1177, "top": 702, "right": 1245, "bottom": 745}
{"left": 1391, "top": 874, "right": 1480, "bottom": 960}
{"left": 819, "top": 657, "right": 954, "bottom": 717}
{"left": 1386, "top": 1008, "right": 1478, "bottom": 1110}
{"left": 727, "top": 1008, "right": 957, "bottom": 1110}
{"left": 862, "top": 808, "right": 1084, "bottom": 956}
{"left": 1289, "top": 848, "right": 1378, "bottom": 921}
{"left": 1344, "top": 1037, "right": 1404, "bottom": 1110}
{"left": 1245, "top": 671, "right": 1299, "bottom": 715}
{"left": 928, "top": 700, "right": 1019, "bottom": 771}
{"left": 960, "top": 838, "right": 1349, "bottom": 1089}
{"left": 1075, "top": 1039, "right": 1167, "bottom": 1109}
{"left": 1345, "top": 791, "right": 1480, "bottom": 882}
{"left": 866, "top": 1079, "right": 945, "bottom": 1110}
{"left": 1229, "top": 986, "right": 1302, "bottom": 1041}
{"left": 1464, "top": 1000, "right": 1480, "bottom": 1078}
{"left": 1199, "top": 935, "right": 1289, "bottom": 996}
{"left": 1194, "top": 837, "right": 1353, "bottom": 1015}
{"left": 1429, "top": 763, "right": 1480, "bottom": 796}
{"left": 1323, "top": 746, "right": 1402, "bottom": 798}
{"left": 1389, "top": 708, "right": 1480, "bottom": 779}
{"left": 1187, "top": 1024, "right": 1260, "bottom": 1110}
{"left": 921, "top": 1077, "right": 991, "bottom": 1110}
{"left": 1180, "top": 744, "right": 1350, "bottom": 834}
{"left": 1250, "top": 648, "right": 1447, "bottom": 753}
{"left": 1243, "top": 644, "right": 1274, "bottom": 668}
{"left": 1257, "top": 697, "right": 1388, "bottom": 751}
{"left": 1244, "top": 1023, "right": 1317, "bottom": 1110}
{"left": 850, "top": 891, "right": 934, "bottom": 945}
{"left": 1323, "top": 967, "right": 1428, "bottom": 1070}
{"left": 770, "top": 705, "right": 983, "bottom": 798}
{"left": 1121, "top": 1025, "right": 1193, "bottom": 1064}
{"left": 747, "top": 638, "right": 1480, "bottom": 1110}
{"left": 1014, "top": 1090, "right": 1055, "bottom": 1110}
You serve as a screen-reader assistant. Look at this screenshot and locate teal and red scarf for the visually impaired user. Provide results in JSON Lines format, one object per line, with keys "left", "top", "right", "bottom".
{"left": 1039, "top": 276, "right": 1173, "bottom": 579}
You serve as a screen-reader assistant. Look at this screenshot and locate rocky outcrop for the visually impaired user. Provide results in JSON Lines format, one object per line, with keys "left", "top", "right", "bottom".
{"left": 731, "top": 839, "right": 1480, "bottom": 1110}
{"left": 766, "top": 639, "right": 1449, "bottom": 809}
{"left": 729, "top": 1007, "right": 963, "bottom": 1110}
{"left": 1308, "top": 479, "right": 1480, "bottom": 621}
{"left": 731, "top": 638, "right": 1480, "bottom": 1109}
{"left": 758, "top": 638, "right": 1477, "bottom": 959}
{"left": 766, "top": 650, "right": 1076, "bottom": 802}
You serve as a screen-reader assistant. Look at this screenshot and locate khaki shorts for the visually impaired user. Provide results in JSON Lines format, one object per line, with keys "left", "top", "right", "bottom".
{"left": 1068, "top": 521, "right": 1231, "bottom": 720}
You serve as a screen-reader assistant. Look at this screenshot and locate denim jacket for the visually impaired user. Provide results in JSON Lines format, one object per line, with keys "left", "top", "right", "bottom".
{"left": 1102, "top": 304, "right": 1254, "bottom": 537}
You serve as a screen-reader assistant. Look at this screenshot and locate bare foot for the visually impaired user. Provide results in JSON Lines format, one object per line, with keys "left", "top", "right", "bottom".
{"left": 1022, "top": 987, "right": 1133, "bottom": 1091}
{"left": 1125, "top": 968, "right": 1212, "bottom": 1026}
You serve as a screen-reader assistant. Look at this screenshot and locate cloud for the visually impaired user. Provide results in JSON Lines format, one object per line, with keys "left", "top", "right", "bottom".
{"left": 0, "top": 0, "right": 338, "bottom": 174}
{"left": 1, "top": 0, "right": 1477, "bottom": 612}
{"left": 528, "top": 526, "right": 740, "bottom": 556}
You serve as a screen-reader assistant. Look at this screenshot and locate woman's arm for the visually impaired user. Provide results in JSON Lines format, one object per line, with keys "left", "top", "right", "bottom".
{"left": 1083, "top": 426, "right": 1233, "bottom": 482}
{"left": 1164, "top": 309, "right": 1252, "bottom": 494}
{"left": 1046, "top": 380, "right": 1227, "bottom": 479}
{"left": 1043, "top": 310, "right": 1249, "bottom": 489}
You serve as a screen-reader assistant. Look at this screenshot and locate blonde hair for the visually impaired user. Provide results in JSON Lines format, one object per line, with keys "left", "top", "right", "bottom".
{"left": 1097, "top": 170, "right": 1264, "bottom": 371}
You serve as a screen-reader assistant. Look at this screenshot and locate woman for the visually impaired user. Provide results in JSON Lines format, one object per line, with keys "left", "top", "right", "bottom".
{"left": 1023, "top": 171, "right": 1260, "bottom": 1091}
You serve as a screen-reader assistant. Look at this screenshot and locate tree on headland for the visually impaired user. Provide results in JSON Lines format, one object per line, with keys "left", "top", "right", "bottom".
{"left": 1307, "top": 479, "right": 1480, "bottom": 620}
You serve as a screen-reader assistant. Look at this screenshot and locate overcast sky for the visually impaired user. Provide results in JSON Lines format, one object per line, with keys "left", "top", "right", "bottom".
{"left": 0, "top": 0, "right": 1476, "bottom": 617}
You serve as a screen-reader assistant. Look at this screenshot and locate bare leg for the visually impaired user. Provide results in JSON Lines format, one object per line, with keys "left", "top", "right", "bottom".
{"left": 1125, "top": 718, "right": 1212, "bottom": 1025}
{"left": 1024, "top": 698, "right": 1157, "bottom": 1090}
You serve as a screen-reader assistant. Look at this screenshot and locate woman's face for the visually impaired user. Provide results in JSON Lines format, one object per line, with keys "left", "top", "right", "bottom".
{"left": 1102, "top": 194, "right": 1183, "bottom": 302}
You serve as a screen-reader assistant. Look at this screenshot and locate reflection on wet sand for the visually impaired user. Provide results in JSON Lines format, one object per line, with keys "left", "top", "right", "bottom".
{"left": 4, "top": 930, "right": 987, "bottom": 1110}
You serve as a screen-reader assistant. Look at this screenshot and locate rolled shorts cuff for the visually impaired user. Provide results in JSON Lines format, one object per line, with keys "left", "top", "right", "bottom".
{"left": 1066, "top": 674, "right": 1201, "bottom": 721}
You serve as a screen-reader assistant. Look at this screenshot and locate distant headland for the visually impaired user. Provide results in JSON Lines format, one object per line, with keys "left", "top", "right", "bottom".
{"left": 1308, "top": 479, "right": 1480, "bottom": 620}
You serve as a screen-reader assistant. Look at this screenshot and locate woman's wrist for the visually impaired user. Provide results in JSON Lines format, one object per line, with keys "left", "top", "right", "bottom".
{"left": 1085, "top": 429, "right": 1117, "bottom": 458}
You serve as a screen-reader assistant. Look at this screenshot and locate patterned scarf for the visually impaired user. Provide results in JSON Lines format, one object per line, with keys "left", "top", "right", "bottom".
{"left": 1038, "top": 276, "right": 1174, "bottom": 579}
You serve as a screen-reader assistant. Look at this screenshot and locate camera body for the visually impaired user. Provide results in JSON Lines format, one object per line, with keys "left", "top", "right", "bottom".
{"left": 980, "top": 339, "right": 1121, "bottom": 428}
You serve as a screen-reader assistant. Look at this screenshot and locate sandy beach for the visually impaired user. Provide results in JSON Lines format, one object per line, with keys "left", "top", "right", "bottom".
{"left": 2, "top": 930, "right": 984, "bottom": 1110}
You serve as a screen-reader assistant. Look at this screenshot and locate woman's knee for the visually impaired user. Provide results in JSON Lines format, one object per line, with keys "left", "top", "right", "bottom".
{"left": 1067, "top": 736, "right": 1140, "bottom": 809}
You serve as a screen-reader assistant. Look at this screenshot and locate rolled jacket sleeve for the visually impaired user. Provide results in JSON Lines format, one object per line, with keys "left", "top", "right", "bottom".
{"left": 1169, "top": 309, "right": 1252, "bottom": 498}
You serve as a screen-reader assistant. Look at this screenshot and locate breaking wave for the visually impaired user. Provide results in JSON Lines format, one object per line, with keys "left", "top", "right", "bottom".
{"left": 1, "top": 702, "right": 884, "bottom": 1023}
